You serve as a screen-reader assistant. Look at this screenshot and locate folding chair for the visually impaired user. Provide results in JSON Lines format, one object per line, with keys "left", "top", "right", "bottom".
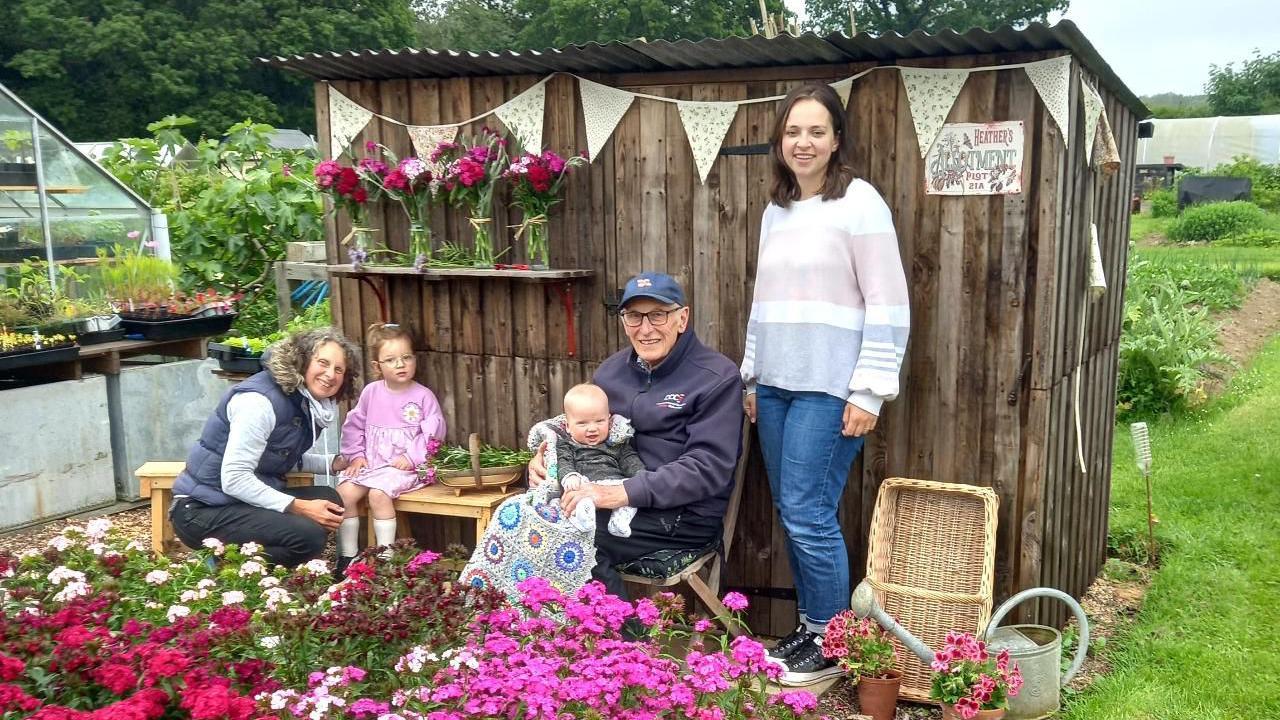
{"left": 616, "top": 417, "right": 751, "bottom": 636}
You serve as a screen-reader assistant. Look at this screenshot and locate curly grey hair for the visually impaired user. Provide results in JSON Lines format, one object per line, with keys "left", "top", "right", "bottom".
{"left": 265, "top": 326, "right": 362, "bottom": 402}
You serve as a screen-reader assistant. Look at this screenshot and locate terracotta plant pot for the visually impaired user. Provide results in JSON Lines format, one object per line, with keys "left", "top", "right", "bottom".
{"left": 941, "top": 704, "right": 1006, "bottom": 720}
{"left": 855, "top": 670, "right": 901, "bottom": 720}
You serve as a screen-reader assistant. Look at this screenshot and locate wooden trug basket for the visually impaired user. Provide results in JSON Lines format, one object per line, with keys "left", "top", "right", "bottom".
{"left": 435, "top": 433, "right": 525, "bottom": 496}
{"left": 864, "top": 477, "right": 998, "bottom": 702}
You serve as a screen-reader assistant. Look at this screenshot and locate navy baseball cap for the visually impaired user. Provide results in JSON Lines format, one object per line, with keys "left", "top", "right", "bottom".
{"left": 619, "top": 272, "right": 686, "bottom": 308}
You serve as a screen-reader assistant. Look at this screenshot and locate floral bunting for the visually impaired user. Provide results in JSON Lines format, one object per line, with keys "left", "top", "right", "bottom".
{"left": 406, "top": 125, "right": 458, "bottom": 166}
{"left": 899, "top": 68, "right": 971, "bottom": 158}
{"left": 1080, "top": 79, "right": 1105, "bottom": 163}
{"left": 577, "top": 77, "right": 636, "bottom": 163}
{"left": 327, "top": 87, "right": 374, "bottom": 157}
{"left": 494, "top": 80, "right": 548, "bottom": 152}
{"left": 1024, "top": 56, "right": 1073, "bottom": 147}
{"left": 677, "top": 101, "right": 739, "bottom": 184}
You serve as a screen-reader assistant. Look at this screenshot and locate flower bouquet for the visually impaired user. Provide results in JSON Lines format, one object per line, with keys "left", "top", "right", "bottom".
{"left": 823, "top": 611, "right": 901, "bottom": 720}
{"left": 432, "top": 129, "right": 508, "bottom": 268}
{"left": 313, "top": 152, "right": 383, "bottom": 268}
{"left": 378, "top": 152, "right": 439, "bottom": 271}
{"left": 930, "top": 630, "right": 1023, "bottom": 720}
{"left": 503, "top": 149, "right": 586, "bottom": 269}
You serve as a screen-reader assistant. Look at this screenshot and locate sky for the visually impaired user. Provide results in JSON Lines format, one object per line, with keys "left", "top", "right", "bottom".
{"left": 782, "top": 0, "right": 1280, "bottom": 97}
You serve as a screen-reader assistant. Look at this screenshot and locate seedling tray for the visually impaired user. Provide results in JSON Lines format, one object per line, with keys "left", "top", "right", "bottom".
{"left": 119, "top": 312, "right": 237, "bottom": 341}
{"left": 0, "top": 344, "right": 79, "bottom": 372}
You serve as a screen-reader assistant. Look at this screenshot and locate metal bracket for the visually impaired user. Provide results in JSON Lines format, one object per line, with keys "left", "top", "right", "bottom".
{"left": 1007, "top": 353, "right": 1033, "bottom": 406}
{"left": 354, "top": 274, "right": 389, "bottom": 323}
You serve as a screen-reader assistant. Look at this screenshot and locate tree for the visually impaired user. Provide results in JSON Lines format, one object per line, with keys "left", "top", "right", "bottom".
{"left": 1142, "top": 92, "right": 1213, "bottom": 119}
{"left": 804, "top": 0, "right": 1068, "bottom": 36}
{"left": 1206, "top": 50, "right": 1280, "bottom": 117}
{"left": 412, "top": 0, "right": 520, "bottom": 51}
{"left": 0, "top": 0, "right": 417, "bottom": 141}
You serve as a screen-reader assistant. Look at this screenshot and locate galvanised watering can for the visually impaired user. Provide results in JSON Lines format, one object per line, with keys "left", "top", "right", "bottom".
{"left": 851, "top": 582, "right": 1089, "bottom": 719}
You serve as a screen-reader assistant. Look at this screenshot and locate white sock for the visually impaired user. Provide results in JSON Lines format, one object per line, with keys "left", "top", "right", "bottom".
{"left": 569, "top": 499, "right": 596, "bottom": 532}
{"left": 607, "top": 507, "right": 636, "bottom": 537}
{"left": 337, "top": 517, "right": 360, "bottom": 558}
{"left": 373, "top": 518, "right": 398, "bottom": 548}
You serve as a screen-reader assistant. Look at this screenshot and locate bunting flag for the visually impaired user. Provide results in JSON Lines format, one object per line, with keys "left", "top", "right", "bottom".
{"left": 407, "top": 125, "right": 458, "bottom": 164}
{"left": 1024, "top": 56, "right": 1073, "bottom": 147}
{"left": 328, "top": 87, "right": 374, "bottom": 157}
{"left": 677, "top": 101, "right": 739, "bottom": 184}
{"left": 577, "top": 77, "right": 636, "bottom": 163}
{"left": 831, "top": 77, "right": 854, "bottom": 109}
{"left": 1080, "top": 79, "right": 1105, "bottom": 163}
{"left": 494, "top": 80, "right": 548, "bottom": 152}
{"left": 899, "top": 68, "right": 971, "bottom": 157}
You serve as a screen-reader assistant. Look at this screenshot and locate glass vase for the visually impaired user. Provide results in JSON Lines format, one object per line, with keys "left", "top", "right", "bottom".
{"left": 469, "top": 214, "right": 494, "bottom": 269}
{"left": 347, "top": 226, "right": 372, "bottom": 269}
{"left": 409, "top": 222, "right": 432, "bottom": 271}
{"left": 525, "top": 216, "right": 550, "bottom": 270}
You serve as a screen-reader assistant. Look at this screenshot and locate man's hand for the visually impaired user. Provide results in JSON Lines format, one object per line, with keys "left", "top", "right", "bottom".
{"left": 288, "top": 498, "right": 344, "bottom": 531}
{"left": 342, "top": 457, "right": 367, "bottom": 478}
{"left": 561, "top": 483, "right": 628, "bottom": 515}
{"left": 391, "top": 455, "right": 414, "bottom": 471}
{"left": 842, "top": 403, "right": 878, "bottom": 437}
{"left": 527, "top": 441, "right": 548, "bottom": 487}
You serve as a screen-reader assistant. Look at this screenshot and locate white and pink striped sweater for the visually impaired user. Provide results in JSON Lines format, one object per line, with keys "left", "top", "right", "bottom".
{"left": 741, "top": 179, "right": 910, "bottom": 416}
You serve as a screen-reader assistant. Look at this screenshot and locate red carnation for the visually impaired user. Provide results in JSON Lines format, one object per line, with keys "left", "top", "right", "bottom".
{"left": 526, "top": 163, "right": 552, "bottom": 193}
{"left": 90, "top": 664, "right": 138, "bottom": 696}
{"left": 144, "top": 650, "right": 190, "bottom": 679}
{"left": 0, "top": 683, "right": 41, "bottom": 713}
{"left": 0, "top": 655, "right": 23, "bottom": 682}
{"left": 352, "top": 187, "right": 368, "bottom": 204}
{"left": 384, "top": 169, "right": 409, "bottom": 191}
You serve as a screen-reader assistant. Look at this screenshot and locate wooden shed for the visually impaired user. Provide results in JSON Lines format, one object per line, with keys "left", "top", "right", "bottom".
{"left": 264, "top": 20, "right": 1147, "bottom": 631}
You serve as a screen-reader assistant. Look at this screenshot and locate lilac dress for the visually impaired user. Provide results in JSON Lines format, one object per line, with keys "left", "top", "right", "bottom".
{"left": 339, "top": 380, "right": 446, "bottom": 497}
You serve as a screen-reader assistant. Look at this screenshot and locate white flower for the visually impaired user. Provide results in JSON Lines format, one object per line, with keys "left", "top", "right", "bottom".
{"left": 103, "top": 550, "right": 122, "bottom": 561}
{"left": 268, "top": 690, "right": 298, "bottom": 710}
{"left": 239, "top": 561, "right": 266, "bottom": 577}
{"left": 145, "top": 601, "right": 162, "bottom": 609}
{"left": 258, "top": 635, "right": 281, "bottom": 649}
{"left": 53, "top": 580, "right": 90, "bottom": 603}
{"left": 179, "top": 590, "right": 201, "bottom": 603}
{"left": 85, "top": 517, "right": 111, "bottom": 539}
{"left": 17, "top": 549, "right": 40, "bottom": 560}
{"left": 145, "top": 569, "right": 171, "bottom": 585}
{"left": 259, "top": 576, "right": 280, "bottom": 588}
{"left": 302, "top": 559, "right": 330, "bottom": 576}
{"left": 166, "top": 605, "right": 191, "bottom": 622}
{"left": 202, "top": 538, "right": 226, "bottom": 555}
{"left": 241, "top": 541, "right": 263, "bottom": 556}
{"left": 3, "top": 567, "right": 14, "bottom": 578}
{"left": 86, "top": 542, "right": 106, "bottom": 556}
{"left": 47, "top": 536, "right": 74, "bottom": 552}
{"left": 125, "top": 540, "right": 145, "bottom": 552}
{"left": 263, "top": 587, "right": 293, "bottom": 609}
{"left": 46, "top": 567, "right": 86, "bottom": 586}
{"left": 221, "top": 590, "right": 246, "bottom": 605}
{"left": 197, "top": 578, "right": 216, "bottom": 590}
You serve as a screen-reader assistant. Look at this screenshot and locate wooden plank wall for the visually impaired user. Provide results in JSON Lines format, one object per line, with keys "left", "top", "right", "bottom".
{"left": 314, "top": 53, "right": 1139, "bottom": 634}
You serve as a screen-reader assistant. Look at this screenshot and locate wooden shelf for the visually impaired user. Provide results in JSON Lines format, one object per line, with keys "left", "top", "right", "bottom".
{"left": 0, "top": 336, "right": 212, "bottom": 381}
{"left": 326, "top": 264, "right": 593, "bottom": 282}
{"left": 0, "top": 185, "right": 90, "bottom": 194}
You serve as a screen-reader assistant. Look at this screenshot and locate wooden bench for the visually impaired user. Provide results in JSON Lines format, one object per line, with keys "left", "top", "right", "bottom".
{"left": 366, "top": 482, "right": 523, "bottom": 548}
{"left": 135, "top": 461, "right": 313, "bottom": 557}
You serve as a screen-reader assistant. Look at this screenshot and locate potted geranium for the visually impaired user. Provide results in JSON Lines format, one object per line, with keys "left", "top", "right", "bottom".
{"left": 503, "top": 149, "right": 586, "bottom": 269}
{"left": 930, "top": 631, "right": 1023, "bottom": 720}
{"left": 822, "top": 611, "right": 901, "bottom": 720}
{"left": 432, "top": 129, "right": 508, "bottom": 268}
{"left": 313, "top": 152, "right": 383, "bottom": 268}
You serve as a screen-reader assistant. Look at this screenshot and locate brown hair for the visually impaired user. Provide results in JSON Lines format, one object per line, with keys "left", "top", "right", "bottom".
{"left": 366, "top": 322, "right": 414, "bottom": 370}
{"left": 768, "top": 83, "right": 855, "bottom": 208}
{"left": 267, "top": 326, "right": 362, "bottom": 402}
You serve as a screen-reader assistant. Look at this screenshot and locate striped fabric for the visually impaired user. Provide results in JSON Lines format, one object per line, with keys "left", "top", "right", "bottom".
{"left": 741, "top": 179, "right": 910, "bottom": 416}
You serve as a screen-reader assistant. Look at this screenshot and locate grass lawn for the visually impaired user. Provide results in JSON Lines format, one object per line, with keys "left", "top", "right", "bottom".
{"left": 1130, "top": 213, "right": 1174, "bottom": 243}
{"left": 1134, "top": 244, "right": 1280, "bottom": 280}
{"left": 1063, "top": 336, "right": 1280, "bottom": 719}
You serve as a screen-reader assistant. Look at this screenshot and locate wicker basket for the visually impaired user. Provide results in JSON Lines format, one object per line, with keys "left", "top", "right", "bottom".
{"left": 864, "top": 477, "right": 998, "bottom": 702}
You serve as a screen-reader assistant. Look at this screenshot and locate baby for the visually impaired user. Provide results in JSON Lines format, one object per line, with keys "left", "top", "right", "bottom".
{"left": 554, "top": 383, "right": 644, "bottom": 537}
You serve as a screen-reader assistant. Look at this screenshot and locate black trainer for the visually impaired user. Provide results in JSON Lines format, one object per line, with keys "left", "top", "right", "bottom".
{"left": 766, "top": 626, "right": 814, "bottom": 663}
{"left": 333, "top": 556, "right": 354, "bottom": 582}
{"left": 778, "top": 634, "right": 843, "bottom": 686}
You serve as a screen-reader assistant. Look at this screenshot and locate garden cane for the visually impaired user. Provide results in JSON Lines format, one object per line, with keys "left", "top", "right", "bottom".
{"left": 1130, "top": 421, "right": 1156, "bottom": 564}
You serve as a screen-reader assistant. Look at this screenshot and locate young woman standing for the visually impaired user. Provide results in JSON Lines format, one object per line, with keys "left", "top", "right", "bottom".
{"left": 741, "top": 83, "right": 910, "bottom": 686}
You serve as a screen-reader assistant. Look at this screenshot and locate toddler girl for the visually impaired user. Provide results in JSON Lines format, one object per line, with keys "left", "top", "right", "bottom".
{"left": 337, "top": 323, "right": 445, "bottom": 572}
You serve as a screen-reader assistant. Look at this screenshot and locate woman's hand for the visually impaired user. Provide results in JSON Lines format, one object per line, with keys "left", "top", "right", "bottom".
{"left": 842, "top": 403, "right": 878, "bottom": 437}
{"left": 342, "top": 457, "right": 367, "bottom": 478}
{"left": 744, "top": 393, "right": 757, "bottom": 423}
{"left": 288, "top": 498, "right": 344, "bottom": 531}
{"left": 527, "top": 441, "right": 548, "bottom": 487}
{"left": 331, "top": 455, "right": 350, "bottom": 473}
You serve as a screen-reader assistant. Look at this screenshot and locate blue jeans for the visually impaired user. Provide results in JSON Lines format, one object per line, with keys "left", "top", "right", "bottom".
{"left": 756, "top": 384, "right": 865, "bottom": 632}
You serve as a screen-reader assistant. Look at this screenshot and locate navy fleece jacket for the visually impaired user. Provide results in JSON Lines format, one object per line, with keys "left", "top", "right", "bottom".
{"left": 594, "top": 330, "right": 744, "bottom": 519}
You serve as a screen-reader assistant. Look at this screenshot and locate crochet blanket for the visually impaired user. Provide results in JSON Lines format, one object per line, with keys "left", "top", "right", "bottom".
{"left": 457, "top": 414, "right": 632, "bottom": 604}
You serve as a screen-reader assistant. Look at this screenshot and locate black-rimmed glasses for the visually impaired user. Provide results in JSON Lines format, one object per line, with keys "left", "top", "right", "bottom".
{"left": 619, "top": 307, "right": 683, "bottom": 327}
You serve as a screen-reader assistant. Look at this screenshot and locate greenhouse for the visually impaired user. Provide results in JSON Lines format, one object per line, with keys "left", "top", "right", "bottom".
{"left": 1137, "top": 113, "right": 1280, "bottom": 168}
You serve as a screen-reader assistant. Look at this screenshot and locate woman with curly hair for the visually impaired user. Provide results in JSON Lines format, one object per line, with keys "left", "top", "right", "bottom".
{"left": 171, "top": 327, "right": 362, "bottom": 567}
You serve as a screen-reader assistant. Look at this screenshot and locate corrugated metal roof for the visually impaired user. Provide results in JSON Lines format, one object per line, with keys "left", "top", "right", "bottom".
{"left": 258, "top": 20, "right": 1148, "bottom": 118}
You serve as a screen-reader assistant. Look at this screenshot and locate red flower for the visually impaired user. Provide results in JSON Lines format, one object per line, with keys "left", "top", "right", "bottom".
{"left": 179, "top": 680, "right": 255, "bottom": 720}
{"left": 526, "top": 163, "right": 552, "bottom": 193}
{"left": 0, "top": 683, "right": 42, "bottom": 712}
{"left": 0, "top": 654, "right": 24, "bottom": 682}
{"left": 209, "top": 607, "right": 251, "bottom": 632}
{"left": 335, "top": 168, "right": 360, "bottom": 195}
{"left": 90, "top": 663, "right": 138, "bottom": 695}
{"left": 55, "top": 627, "right": 95, "bottom": 649}
{"left": 352, "top": 187, "right": 368, "bottom": 204}
{"left": 345, "top": 561, "right": 375, "bottom": 581}
{"left": 144, "top": 650, "right": 191, "bottom": 679}
{"left": 384, "top": 169, "right": 409, "bottom": 191}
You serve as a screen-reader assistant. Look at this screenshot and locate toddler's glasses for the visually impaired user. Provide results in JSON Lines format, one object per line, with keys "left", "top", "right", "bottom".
{"left": 619, "top": 307, "right": 683, "bottom": 327}
{"left": 377, "top": 354, "right": 415, "bottom": 368}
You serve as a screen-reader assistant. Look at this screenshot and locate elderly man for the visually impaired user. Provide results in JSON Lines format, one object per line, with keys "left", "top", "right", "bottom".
{"left": 530, "top": 271, "right": 744, "bottom": 599}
